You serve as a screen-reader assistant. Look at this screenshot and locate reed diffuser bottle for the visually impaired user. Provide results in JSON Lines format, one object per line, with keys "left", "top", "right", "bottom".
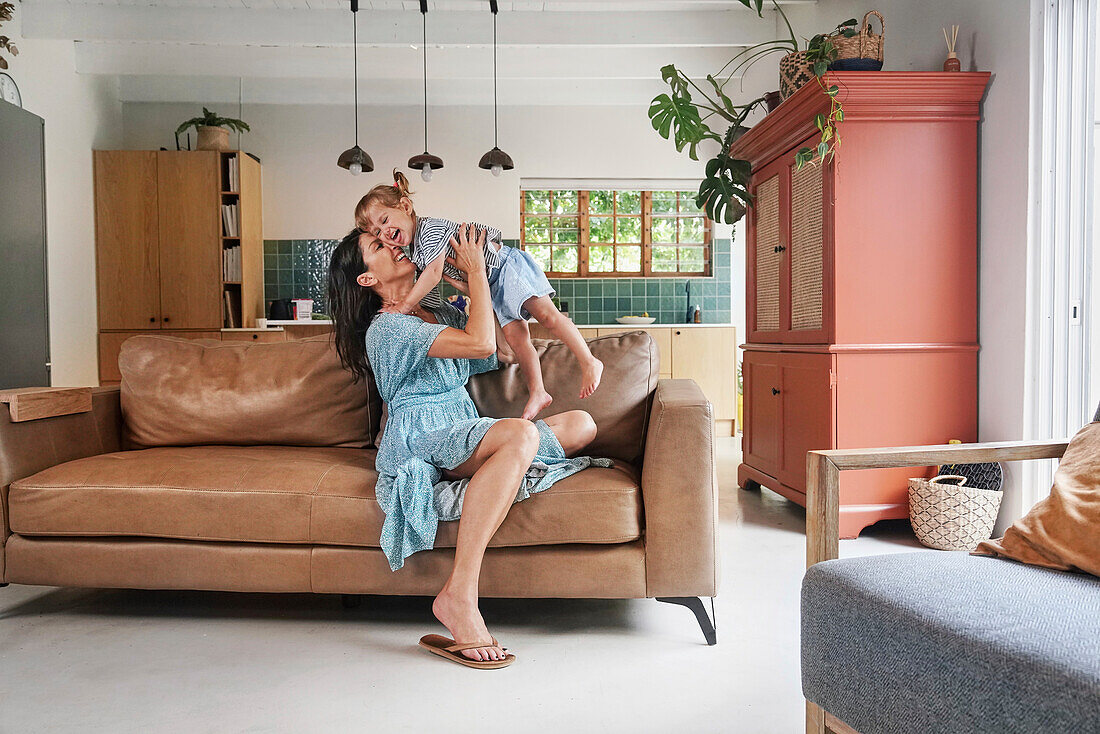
{"left": 943, "top": 25, "right": 960, "bottom": 71}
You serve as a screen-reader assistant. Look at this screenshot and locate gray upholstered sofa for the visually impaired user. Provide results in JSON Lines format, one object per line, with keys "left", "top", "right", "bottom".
{"left": 799, "top": 406, "right": 1100, "bottom": 734}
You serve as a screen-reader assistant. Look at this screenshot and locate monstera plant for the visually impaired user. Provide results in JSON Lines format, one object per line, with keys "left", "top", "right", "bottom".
{"left": 648, "top": 0, "right": 855, "bottom": 224}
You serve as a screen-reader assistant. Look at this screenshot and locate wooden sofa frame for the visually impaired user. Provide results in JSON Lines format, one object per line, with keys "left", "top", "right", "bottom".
{"left": 801, "top": 406, "right": 1095, "bottom": 734}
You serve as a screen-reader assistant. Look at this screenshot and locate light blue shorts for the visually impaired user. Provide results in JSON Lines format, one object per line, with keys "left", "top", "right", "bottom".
{"left": 488, "top": 247, "right": 555, "bottom": 326}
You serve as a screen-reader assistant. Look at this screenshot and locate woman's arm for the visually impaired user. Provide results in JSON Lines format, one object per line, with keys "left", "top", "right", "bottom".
{"left": 428, "top": 224, "right": 495, "bottom": 359}
{"left": 382, "top": 254, "right": 446, "bottom": 314}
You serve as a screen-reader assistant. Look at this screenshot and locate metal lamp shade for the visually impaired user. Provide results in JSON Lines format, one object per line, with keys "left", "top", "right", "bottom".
{"left": 478, "top": 147, "right": 514, "bottom": 172}
{"left": 337, "top": 145, "right": 374, "bottom": 172}
{"left": 408, "top": 152, "right": 444, "bottom": 171}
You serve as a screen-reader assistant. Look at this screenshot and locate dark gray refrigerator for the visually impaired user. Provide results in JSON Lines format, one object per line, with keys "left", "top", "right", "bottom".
{"left": 0, "top": 99, "right": 49, "bottom": 388}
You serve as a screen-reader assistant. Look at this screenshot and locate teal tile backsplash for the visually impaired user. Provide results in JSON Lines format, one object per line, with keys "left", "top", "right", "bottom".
{"left": 263, "top": 237, "right": 733, "bottom": 325}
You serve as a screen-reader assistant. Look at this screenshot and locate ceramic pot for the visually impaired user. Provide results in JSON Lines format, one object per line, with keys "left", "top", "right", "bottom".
{"left": 196, "top": 126, "right": 230, "bottom": 151}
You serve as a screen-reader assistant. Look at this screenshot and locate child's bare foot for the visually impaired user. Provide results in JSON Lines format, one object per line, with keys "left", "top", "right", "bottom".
{"left": 579, "top": 358, "right": 604, "bottom": 399}
{"left": 521, "top": 390, "right": 553, "bottom": 421}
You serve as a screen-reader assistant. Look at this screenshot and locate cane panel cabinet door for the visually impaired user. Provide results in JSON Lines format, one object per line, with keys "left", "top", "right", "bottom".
{"left": 747, "top": 156, "right": 785, "bottom": 344}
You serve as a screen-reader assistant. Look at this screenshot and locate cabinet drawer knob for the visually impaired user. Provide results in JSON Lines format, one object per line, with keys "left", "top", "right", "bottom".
{"left": 163, "top": 317, "right": 170, "bottom": 323}
{"left": 771, "top": 387, "right": 780, "bottom": 395}
{"left": 252, "top": 333, "right": 258, "bottom": 340}
{"left": 149, "top": 316, "right": 156, "bottom": 323}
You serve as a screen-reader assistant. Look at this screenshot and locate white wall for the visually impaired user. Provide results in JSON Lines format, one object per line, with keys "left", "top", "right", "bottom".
{"left": 4, "top": 12, "right": 122, "bottom": 388}
{"left": 784, "top": 0, "right": 1033, "bottom": 528}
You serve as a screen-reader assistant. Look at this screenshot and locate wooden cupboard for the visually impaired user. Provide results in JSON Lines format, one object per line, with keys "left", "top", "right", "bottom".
{"left": 734, "top": 72, "right": 990, "bottom": 538}
{"left": 95, "top": 150, "right": 263, "bottom": 384}
{"left": 595, "top": 326, "right": 737, "bottom": 433}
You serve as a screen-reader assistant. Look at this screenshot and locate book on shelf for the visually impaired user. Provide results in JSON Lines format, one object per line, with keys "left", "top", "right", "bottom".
{"left": 221, "top": 203, "right": 239, "bottom": 237}
{"left": 222, "top": 243, "right": 242, "bottom": 281}
{"left": 223, "top": 289, "right": 237, "bottom": 328}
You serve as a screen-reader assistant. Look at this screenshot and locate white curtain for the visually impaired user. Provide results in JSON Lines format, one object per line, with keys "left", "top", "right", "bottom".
{"left": 1025, "top": 0, "right": 1097, "bottom": 503}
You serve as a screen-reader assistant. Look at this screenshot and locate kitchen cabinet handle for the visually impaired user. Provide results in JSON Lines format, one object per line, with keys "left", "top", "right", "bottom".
{"left": 774, "top": 245, "right": 787, "bottom": 253}
{"left": 772, "top": 387, "right": 780, "bottom": 395}
{"left": 251, "top": 333, "right": 258, "bottom": 340}
{"left": 149, "top": 316, "right": 156, "bottom": 323}
{"left": 163, "top": 316, "right": 170, "bottom": 323}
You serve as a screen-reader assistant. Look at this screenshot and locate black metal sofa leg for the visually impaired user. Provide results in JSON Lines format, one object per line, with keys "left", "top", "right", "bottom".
{"left": 656, "top": 596, "right": 717, "bottom": 645}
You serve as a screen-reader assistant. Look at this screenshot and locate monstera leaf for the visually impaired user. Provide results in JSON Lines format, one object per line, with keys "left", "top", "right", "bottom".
{"left": 648, "top": 93, "right": 719, "bottom": 161}
{"left": 649, "top": 64, "right": 721, "bottom": 161}
{"left": 696, "top": 153, "right": 752, "bottom": 225}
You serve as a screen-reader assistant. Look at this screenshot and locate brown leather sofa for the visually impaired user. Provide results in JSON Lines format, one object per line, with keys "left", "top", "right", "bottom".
{"left": 0, "top": 331, "right": 719, "bottom": 642}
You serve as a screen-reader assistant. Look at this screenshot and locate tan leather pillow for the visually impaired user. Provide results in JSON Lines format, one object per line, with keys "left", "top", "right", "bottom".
{"left": 119, "top": 334, "right": 380, "bottom": 449}
{"left": 467, "top": 331, "right": 659, "bottom": 465}
{"left": 974, "top": 421, "right": 1100, "bottom": 577}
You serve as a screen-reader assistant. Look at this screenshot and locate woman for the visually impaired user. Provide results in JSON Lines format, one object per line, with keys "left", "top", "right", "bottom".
{"left": 327, "top": 223, "right": 609, "bottom": 669}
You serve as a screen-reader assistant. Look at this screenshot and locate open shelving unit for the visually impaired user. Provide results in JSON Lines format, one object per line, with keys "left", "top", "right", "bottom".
{"left": 219, "top": 151, "right": 263, "bottom": 328}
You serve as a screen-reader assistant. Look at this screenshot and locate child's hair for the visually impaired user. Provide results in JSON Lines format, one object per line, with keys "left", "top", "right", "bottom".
{"left": 354, "top": 169, "right": 415, "bottom": 231}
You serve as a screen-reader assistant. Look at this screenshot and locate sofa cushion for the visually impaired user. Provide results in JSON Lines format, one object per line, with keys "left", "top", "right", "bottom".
{"left": 801, "top": 552, "right": 1100, "bottom": 734}
{"left": 975, "top": 420, "right": 1100, "bottom": 577}
{"left": 466, "top": 331, "right": 659, "bottom": 465}
{"left": 119, "top": 334, "right": 381, "bottom": 449}
{"left": 8, "top": 445, "right": 642, "bottom": 548}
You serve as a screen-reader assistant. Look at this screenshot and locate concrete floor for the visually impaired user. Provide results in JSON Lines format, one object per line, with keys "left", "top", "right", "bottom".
{"left": 0, "top": 437, "right": 925, "bottom": 734}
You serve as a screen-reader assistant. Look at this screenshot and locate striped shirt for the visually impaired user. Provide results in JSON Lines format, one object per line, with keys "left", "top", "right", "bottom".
{"left": 412, "top": 216, "right": 504, "bottom": 310}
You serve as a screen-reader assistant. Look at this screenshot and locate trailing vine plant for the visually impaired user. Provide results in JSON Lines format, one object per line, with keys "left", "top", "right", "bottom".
{"left": 648, "top": 0, "right": 857, "bottom": 222}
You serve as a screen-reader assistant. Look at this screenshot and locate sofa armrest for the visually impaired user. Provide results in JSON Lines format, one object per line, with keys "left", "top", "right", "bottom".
{"left": 806, "top": 439, "right": 1071, "bottom": 568}
{"left": 0, "top": 387, "right": 92, "bottom": 422}
{"left": 641, "top": 378, "right": 718, "bottom": 598}
{"left": 0, "top": 386, "right": 122, "bottom": 580}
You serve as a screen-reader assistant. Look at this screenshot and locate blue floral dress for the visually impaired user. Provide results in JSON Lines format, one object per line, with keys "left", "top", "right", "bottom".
{"left": 367, "top": 306, "right": 611, "bottom": 571}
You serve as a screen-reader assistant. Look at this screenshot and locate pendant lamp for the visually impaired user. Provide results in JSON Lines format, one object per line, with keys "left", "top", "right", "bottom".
{"left": 408, "top": 0, "right": 444, "bottom": 182}
{"left": 478, "top": 0, "right": 514, "bottom": 177}
{"left": 337, "top": 0, "right": 373, "bottom": 175}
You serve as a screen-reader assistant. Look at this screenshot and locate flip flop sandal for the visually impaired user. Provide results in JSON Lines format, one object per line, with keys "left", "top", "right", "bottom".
{"left": 418, "top": 634, "right": 516, "bottom": 669}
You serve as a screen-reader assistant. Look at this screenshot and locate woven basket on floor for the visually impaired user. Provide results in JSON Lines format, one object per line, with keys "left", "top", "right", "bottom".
{"left": 908, "top": 475, "right": 1002, "bottom": 551}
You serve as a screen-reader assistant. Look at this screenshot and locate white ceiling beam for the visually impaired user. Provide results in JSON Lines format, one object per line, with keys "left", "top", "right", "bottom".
{"left": 21, "top": 4, "right": 777, "bottom": 47}
{"left": 74, "top": 40, "right": 751, "bottom": 80}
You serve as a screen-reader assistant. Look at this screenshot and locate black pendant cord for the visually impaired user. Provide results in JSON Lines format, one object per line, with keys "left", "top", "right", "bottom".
{"left": 492, "top": 7, "right": 498, "bottom": 147}
{"left": 352, "top": 1, "right": 359, "bottom": 147}
{"left": 422, "top": 9, "right": 428, "bottom": 152}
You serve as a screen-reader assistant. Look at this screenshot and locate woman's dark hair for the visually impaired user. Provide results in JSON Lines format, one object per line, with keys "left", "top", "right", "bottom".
{"left": 327, "top": 228, "right": 381, "bottom": 383}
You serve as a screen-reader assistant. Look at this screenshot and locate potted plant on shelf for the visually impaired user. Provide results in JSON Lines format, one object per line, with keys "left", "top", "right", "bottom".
{"left": 648, "top": 64, "right": 768, "bottom": 224}
{"left": 176, "top": 108, "right": 251, "bottom": 151}
{"left": 648, "top": 0, "right": 864, "bottom": 223}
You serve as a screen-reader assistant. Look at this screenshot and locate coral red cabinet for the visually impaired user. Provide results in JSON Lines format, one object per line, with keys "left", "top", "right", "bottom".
{"left": 735, "top": 72, "right": 990, "bottom": 539}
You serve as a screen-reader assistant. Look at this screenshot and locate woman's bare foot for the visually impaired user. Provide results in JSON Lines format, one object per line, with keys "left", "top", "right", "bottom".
{"left": 579, "top": 358, "right": 604, "bottom": 399}
{"left": 521, "top": 389, "right": 553, "bottom": 421}
{"left": 432, "top": 585, "right": 506, "bottom": 662}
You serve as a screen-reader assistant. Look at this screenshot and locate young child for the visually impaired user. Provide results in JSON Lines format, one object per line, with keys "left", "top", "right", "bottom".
{"left": 356, "top": 171, "right": 603, "bottom": 420}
